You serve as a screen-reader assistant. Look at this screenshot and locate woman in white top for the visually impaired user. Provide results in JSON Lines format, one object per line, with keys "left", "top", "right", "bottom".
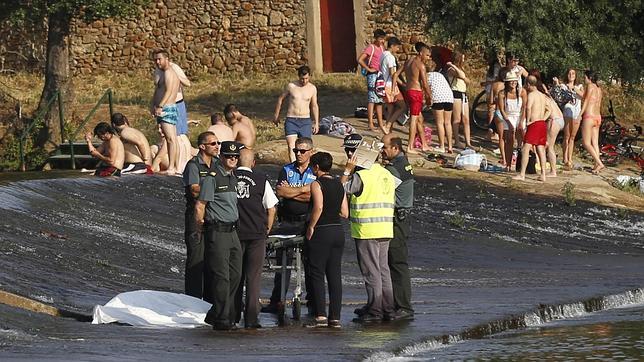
{"left": 496, "top": 72, "right": 526, "bottom": 169}
{"left": 560, "top": 68, "right": 584, "bottom": 169}
{"left": 447, "top": 50, "right": 472, "bottom": 149}
{"left": 428, "top": 69, "right": 455, "bottom": 153}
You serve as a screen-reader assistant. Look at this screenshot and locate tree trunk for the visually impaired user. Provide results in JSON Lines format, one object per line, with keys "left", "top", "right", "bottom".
{"left": 35, "top": 9, "right": 73, "bottom": 149}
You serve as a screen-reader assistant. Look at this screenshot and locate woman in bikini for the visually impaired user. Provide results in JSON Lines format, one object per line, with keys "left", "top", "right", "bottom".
{"left": 448, "top": 51, "right": 473, "bottom": 149}
{"left": 496, "top": 71, "right": 525, "bottom": 170}
{"left": 489, "top": 68, "right": 509, "bottom": 155}
{"left": 580, "top": 70, "right": 604, "bottom": 174}
{"left": 562, "top": 69, "right": 584, "bottom": 169}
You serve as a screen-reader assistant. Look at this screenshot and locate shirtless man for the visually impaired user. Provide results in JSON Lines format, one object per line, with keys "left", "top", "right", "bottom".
{"left": 513, "top": 75, "right": 551, "bottom": 182}
{"left": 86, "top": 122, "right": 125, "bottom": 177}
{"left": 154, "top": 61, "right": 191, "bottom": 136}
{"left": 151, "top": 48, "right": 180, "bottom": 175}
{"left": 273, "top": 65, "right": 319, "bottom": 162}
{"left": 224, "top": 104, "right": 256, "bottom": 149}
{"left": 403, "top": 42, "right": 432, "bottom": 154}
{"left": 207, "top": 113, "right": 234, "bottom": 146}
{"left": 110, "top": 113, "right": 153, "bottom": 174}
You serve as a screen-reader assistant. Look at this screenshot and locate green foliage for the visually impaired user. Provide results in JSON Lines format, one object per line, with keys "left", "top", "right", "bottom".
{"left": 446, "top": 211, "right": 465, "bottom": 228}
{"left": 0, "top": 122, "right": 49, "bottom": 171}
{"left": 562, "top": 181, "right": 576, "bottom": 206}
{"left": 0, "top": 0, "right": 145, "bottom": 25}
{"left": 397, "top": 0, "right": 643, "bottom": 83}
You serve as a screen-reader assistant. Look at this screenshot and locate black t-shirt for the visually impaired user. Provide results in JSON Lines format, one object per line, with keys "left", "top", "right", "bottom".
{"left": 313, "top": 176, "right": 344, "bottom": 226}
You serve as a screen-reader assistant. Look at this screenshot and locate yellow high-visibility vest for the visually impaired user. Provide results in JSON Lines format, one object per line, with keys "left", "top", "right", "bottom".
{"left": 350, "top": 164, "right": 395, "bottom": 239}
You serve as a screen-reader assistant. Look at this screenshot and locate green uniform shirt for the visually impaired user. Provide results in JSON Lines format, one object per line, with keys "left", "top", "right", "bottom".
{"left": 385, "top": 153, "right": 414, "bottom": 209}
{"left": 198, "top": 163, "right": 239, "bottom": 223}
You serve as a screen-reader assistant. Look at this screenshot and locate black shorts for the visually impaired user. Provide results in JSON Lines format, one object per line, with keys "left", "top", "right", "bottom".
{"left": 452, "top": 90, "right": 468, "bottom": 103}
{"left": 432, "top": 102, "right": 453, "bottom": 111}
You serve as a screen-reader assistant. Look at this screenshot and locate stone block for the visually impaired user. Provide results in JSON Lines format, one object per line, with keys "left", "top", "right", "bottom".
{"left": 269, "top": 10, "right": 282, "bottom": 25}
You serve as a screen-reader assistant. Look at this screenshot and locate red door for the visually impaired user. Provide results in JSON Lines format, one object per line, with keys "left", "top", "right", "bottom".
{"left": 319, "top": 0, "right": 357, "bottom": 72}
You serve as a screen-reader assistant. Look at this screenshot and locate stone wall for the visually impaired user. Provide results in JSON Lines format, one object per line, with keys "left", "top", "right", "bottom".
{"left": 359, "top": 0, "right": 427, "bottom": 62}
{"left": 0, "top": 0, "right": 426, "bottom": 75}
{"left": 70, "top": 0, "right": 308, "bottom": 74}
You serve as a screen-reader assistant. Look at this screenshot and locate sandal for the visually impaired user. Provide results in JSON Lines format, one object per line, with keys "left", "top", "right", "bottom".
{"left": 305, "top": 316, "right": 328, "bottom": 328}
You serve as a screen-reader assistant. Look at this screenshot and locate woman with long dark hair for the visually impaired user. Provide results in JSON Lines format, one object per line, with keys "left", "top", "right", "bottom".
{"left": 580, "top": 70, "right": 605, "bottom": 174}
{"left": 561, "top": 68, "right": 584, "bottom": 169}
{"left": 496, "top": 71, "right": 525, "bottom": 170}
{"left": 448, "top": 50, "right": 473, "bottom": 149}
{"left": 305, "top": 152, "right": 348, "bottom": 328}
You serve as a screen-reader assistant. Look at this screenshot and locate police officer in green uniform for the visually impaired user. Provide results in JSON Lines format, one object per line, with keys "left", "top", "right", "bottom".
{"left": 381, "top": 134, "right": 415, "bottom": 320}
{"left": 182, "top": 131, "right": 221, "bottom": 301}
{"left": 195, "top": 140, "right": 244, "bottom": 331}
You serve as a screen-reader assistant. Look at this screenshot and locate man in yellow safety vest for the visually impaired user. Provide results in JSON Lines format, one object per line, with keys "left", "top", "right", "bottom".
{"left": 340, "top": 133, "right": 396, "bottom": 323}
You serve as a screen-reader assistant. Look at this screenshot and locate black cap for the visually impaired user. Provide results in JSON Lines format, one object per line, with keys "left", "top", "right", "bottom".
{"left": 343, "top": 133, "right": 363, "bottom": 149}
{"left": 220, "top": 141, "right": 244, "bottom": 156}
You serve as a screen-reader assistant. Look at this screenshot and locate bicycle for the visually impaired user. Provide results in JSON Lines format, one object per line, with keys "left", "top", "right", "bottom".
{"left": 593, "top": 101, "right": 643, "bottom": 169}
{"left": 469, "top": 90, "right": 490, "bottom": 130}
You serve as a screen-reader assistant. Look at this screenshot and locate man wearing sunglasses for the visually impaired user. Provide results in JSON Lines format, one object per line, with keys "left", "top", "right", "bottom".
{"left": 194, "top": 140, "right": 245, "bottom": 330}
{"left": 182, "top": 132, "right": 222, "bottom": 301}
{"left": 262, "top": 137, "right": 317, "bottom": 315}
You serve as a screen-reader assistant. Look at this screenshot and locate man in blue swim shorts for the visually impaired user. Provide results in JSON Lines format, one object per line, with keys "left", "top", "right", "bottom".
{"left": 273, "top": 65, "right": 320, "bottom": 162}
{"left": 151, "top": 48, "right": 181, "bottom": 175}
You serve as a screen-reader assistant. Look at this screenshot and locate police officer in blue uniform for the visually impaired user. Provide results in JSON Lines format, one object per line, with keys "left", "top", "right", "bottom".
{"left": 195, "top": 140, "right": 244, "bottom": 330}
{"left": 261, "top": 137, "right": 316, "bottom": 313}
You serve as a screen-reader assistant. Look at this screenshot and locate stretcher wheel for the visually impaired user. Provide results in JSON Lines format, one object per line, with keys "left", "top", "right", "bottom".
{"left": 277, "top": 302, "right": 287, "bottom": 326}
{"left": 292, "top": 299, "right": 301, "bottom": 320}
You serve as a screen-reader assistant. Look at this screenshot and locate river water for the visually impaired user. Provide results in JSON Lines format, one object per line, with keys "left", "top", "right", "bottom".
{"left": 0, "top": 168, "right": 642, "bottom": 360}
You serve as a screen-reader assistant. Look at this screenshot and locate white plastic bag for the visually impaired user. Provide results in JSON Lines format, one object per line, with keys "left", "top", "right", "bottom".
{"left": 454, "top": 149, "right": 487, "bottom": 171}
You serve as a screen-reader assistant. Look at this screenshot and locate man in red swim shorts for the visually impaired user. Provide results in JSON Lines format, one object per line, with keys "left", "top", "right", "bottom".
{"left": 402, "top": 42, "right": 433, "bottom": 154}
{"left": 514, "top": 75, "right": 551, "bottom": 182}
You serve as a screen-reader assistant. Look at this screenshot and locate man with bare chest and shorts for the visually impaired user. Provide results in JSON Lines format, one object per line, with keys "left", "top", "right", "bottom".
{"left": 110, "top": 112, "right": 153, "bottom": 174}
{"left": 207, "top": 113, "right": 234, "bottom": 148}
{"left": 514, "top": 75, "right": 551, "bottom": 182}
{"left": 151, "top": 49, "right": 181, "bottom": 175}
{"left": 224, "top": 104, "right": 256, "bottom": 149}
{"left": 403, "top": 42, "right": 433, "bottom": 154}
{"left": 86, "top": 122, "right": 125, "bottom": 177}
{"left": 273, "top": 65, "right": 319, "bottom": 162}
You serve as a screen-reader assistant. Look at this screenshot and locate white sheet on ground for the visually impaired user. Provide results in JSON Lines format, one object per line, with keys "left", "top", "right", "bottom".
{"left": 92, "top": 290, "right": 211, "bottom": 328}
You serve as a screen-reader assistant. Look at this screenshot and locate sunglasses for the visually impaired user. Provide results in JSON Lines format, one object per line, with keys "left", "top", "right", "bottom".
{"left": 223, "top": 155, "right": 239, "bottom": 159}
{"left": 293, "top": 148, "right": 311, "bottom": 154}
{"left": 202, "top": 141, "right": 221, "bottom": 146}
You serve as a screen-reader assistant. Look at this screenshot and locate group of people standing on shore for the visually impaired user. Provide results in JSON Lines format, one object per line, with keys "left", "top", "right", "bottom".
{"left": 358, "top": 29, "right": 607, "bottom": 180}
{"left": 485, "top": 52, "right": 605, "bottom": 176}
{"left": 358, "top": 29, "right": 475, "bottom": 155}
{"left": 86, "top": 49, "right": 257, "bottom": 177}
{"left": 181, "top": 126, "right": 415, "bottom": 330}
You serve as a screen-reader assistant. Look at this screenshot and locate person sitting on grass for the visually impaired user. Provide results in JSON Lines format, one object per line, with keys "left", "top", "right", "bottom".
{"left": 86, "top": 122, "right": 125, "bottom": 177}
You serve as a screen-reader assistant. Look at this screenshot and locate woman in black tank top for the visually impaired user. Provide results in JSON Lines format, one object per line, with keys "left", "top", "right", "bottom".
{"left": 305, "top": 152, "right": 348, "bottom": 328}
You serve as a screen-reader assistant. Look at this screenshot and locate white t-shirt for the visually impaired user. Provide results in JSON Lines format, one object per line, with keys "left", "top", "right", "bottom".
{"left": 428, "top": 72, "right": 454, "bottom": 103}
{"left": 379, "top": 51, "right": 397, "bottom": 87}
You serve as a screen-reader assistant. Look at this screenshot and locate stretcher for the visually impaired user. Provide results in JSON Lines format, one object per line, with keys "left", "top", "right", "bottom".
{"left": 265, "top": 234, "right": 305, "bottom": 326}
